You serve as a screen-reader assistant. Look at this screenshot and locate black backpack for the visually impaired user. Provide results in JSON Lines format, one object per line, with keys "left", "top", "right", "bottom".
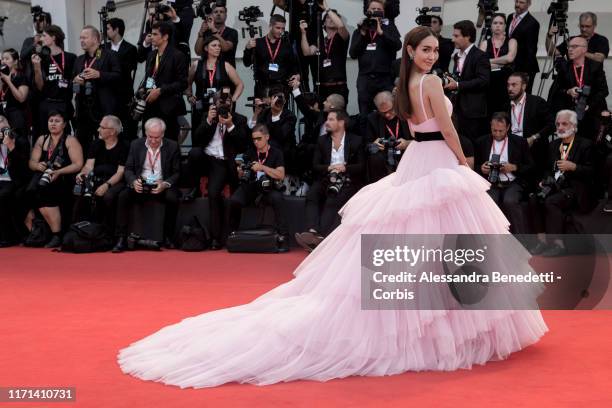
{"left": 24, "top": 218, "right": 52, "bottom": 247}
{"left": 61, "top": 221, "right": 113, "bottom": 253}
{"left": 177, "top": 216, "right": 211, "bottom": 251}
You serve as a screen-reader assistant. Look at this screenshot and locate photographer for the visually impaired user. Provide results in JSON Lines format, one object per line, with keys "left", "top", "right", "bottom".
{"left": 506, "top": 72, "right": 554, "bottom": 177}
{"left": 243, "top": 14, "right": 299, "bottom": 98}
{"left": 141, "top": 3, "right": 189, "bottom": 50}
{"left": 187, "top": 36, "right": 243, "bottom": 130}
{"left": 19, "top": 7, "right": 51, "bottom": 81}
{"left": 366, "top": 91, "right": 411, "bottom": 183}
{"left": 476, "top": 112, "right": 533, "bottom": 233}
{"left": 431, "top": 15, "right": 454, "bottom": 72}
{"left": 446, "top": 20, "right": 491, "bottom": 143}
{"left": 349, "top": 0, "right": 401, "bottom": 114}
{"left": 72, "top": 115, "right": 127, "bottom": 233}
{"left": 295, "top": 110, "right": 364, "bottom": 251}
{"left": 548, "top": 12, "right": 609, "bottom": 64}
{"left": 299, "top": 6, "right": 349, "bottom": 104}
{"left": 479, "top": 13, "right": 517, "bottom": 116}
{"left": 506, "top": 0, "right": 540, "bottom": 94}
{"left": 529, "top": 110, "right": 595, "bottom": 257}
{"left": 362, "top": 0, "right": 400, "bottom": 23}
{"left": 172, "top": 0, "right": 196, "bottom": 44}
{"left": 194, "top": 1, "right": 238, "bottom": 67}
{"left": 27, "top": 111, "right": 84, "bottom": 248}
{"left": 105, "top": 18, "right": 138, "bottom": 141}
{"left": 137, "top": 21, "right": 189, "bottom": 142}
{"left": 1, "top": 49, "right": 29, "bottom": 140}
{"left": 31, "top": 25, "right": 77, "bottom": 139}
{"left": 229, "top": 124, "right": 289, "bottom": 252}
{"left": 550, "top": 36, "right": 609, "bottom": 140}
{"left": 185, "top": 91, "right": 249, "bottom": 249}
{"left": 113, "top": 118, "right": 180, "bottom": 252}
{"left": 0, "top": 116, "right": 31, "bottom": 246}
{"left": 72, "top": 26, "right": 122, "bottom": 155}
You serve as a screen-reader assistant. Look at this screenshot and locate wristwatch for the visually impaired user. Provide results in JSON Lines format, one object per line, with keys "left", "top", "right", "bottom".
{"left": 105, "top": 181, "right": 112, "bottom": 188}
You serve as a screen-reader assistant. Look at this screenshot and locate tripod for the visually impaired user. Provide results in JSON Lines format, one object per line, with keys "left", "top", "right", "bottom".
{"left": 537, "top": 15, "right": 570, "bottom": 98}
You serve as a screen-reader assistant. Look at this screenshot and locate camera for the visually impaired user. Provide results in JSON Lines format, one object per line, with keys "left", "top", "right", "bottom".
{"left": 327, "top": 169, "right": 350, "bottom": 197}
{"left": 217, "top": 105, "right": 230, "bottom": 119}
{"left": 547, "top": 0, "right": 573, "bottom": 31}
{"left": 0, "top": 126, "right": 14, "bottom": 142}
{"left": 153, "top": 3, "right": 172, "bottom": 22}
{"left": 238, "top": 6, "right": 263, "bottom": 24}
{"left": 245, "top": 96, "right": 270, "bottom": 109}
{"left": 259, "top": 175, "right": 285, "bottom": 193}
{"left": 432, "top": 68, "right": 459, "bottom": 88}
{"left": 73, "top": 171, "right": 100, "bottom": 198}
{"left": 197, "top": 0, "right": 226, "bottom": 19}
{"left": 415, "top": 6, "right": 442, "bottom": 27}
{"left": 534, "top": 175, "right": 565, "bottom": 200}
{"left": 33, "top": 44, "right": 51, "bottom": 59}
{"left": 140, "top": 176, "right": 157, "bottom": 194}
{"left": 31, "top": 6, "right": 50, "bottom": 24}
{"left": 235, "top": 154, "right": 254, "bottom": 184}
{"left": 362, "top": 10, "right": 384, "bottom": 31}
{"left": 0, "top": 64, "right": 9, "bottom": 76}
{"left": 369, "top": 137, "right": 401, "bottom": 168}
{"left": 476, "top": 0, "right": 499, "bottom": 28}
{"left": 38, "top": 156, "right": 63, "bottom": 187}
{"left": 575, "top": 85, "right": 591, "bottom": 121}
{"left": 73, "top": 73, "right": 94, "bottom": 97}
{"left": 131, "top": 89, "right": 147, "bottom": 121}
{"left": 487, "top": 153, "right": 503, "bottom": 184}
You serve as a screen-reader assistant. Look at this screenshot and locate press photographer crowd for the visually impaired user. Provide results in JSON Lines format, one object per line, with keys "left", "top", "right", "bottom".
{"left": 0, "top": 0, "right": 609, "bottom": 256}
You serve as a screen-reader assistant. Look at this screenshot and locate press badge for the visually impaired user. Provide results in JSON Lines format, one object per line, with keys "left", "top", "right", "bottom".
{"left": 145, "top": 77, "right": 156, "bottom": 89}
{"left": 0, "top": 101, "right": 6, "bottom": 111}
{"left": 256, "top": 171, "right": 265, "bottom": 180}
{"left": 367, "top": 43, "right": 377, "bottom": 51}
{"left": 382, "top": 18, "right": 389, "bottom": 26}
{"left": 268, "top": 63, "right": 279, "bottom": 72}
{"left": 323, "top": 59, "right": 332, "bottom": 68}
{"left": 58, "top": 79, "right": 69, "bottom": 89}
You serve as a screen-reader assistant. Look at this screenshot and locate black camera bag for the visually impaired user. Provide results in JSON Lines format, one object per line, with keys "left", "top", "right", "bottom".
{"left": 226, "top": 228, "right": 280, "bottom": 253}
{"left": 177, "top": 216, "right": 211, "bottom": 251}
{"left": 61, "top": 221, "right": 113, "bottom": 253}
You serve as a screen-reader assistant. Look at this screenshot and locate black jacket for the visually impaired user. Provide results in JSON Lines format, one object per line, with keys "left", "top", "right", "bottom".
{"left": 141, "top": 45, "right": 188, "bottom": 117}
{"left": 243, "top": 35, "right": 298, "bottom": 85}
{"left": 257, "top": 108, "right": 298, "bottom": 154}
{"left": 453, "top": 46, "right": 491, "bottom": 119}
{"left": 5, "top": 137, "right": 32, "bottom": 186}
{"left": 106, "top": 40, "right": 138, "bottom": 103}
{"left": 124, "top": 138, "right": 180, "bottom": 187}
{"left": 365, "top": 112, "right": 411, "bottom": 143}
{"left": 73, "top": 48, "right": 122, "bottom": 115}
{"left": 313, "top": 132, "right": 365, "bottom": 185}
{"left": 349, "top": 23, "right": 402, "bottom": 75}
{"left": 475, "top": 133, "right": 535, "bottom": 186}
{"left": 506, "top": 12, "right": 540, "bottom": 74}
{"left": 193, "top": 112, "right": 249, "bottom": 162}
{"left": 505, "top": 94, "right": 555, "bottom": 140}
{"left": 551, "top": 59, "right": 609, "bottom": 114}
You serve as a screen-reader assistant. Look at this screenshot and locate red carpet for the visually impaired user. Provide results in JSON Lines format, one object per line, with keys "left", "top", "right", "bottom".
{"left": 1, "top": 247, "right": 611, "bottom": 407}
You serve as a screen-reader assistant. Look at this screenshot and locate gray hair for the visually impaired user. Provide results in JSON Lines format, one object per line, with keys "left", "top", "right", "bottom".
{"left": 374, "top": 91, "right": 394, "bottom": 108}
{"left": 579, "top": 12, "right": 597, "bottom": 26}
{"left": 103, "top": 115, "right": 123, "bottom": 135}
{"left": 326, "top": 94, "right": 346, "bottom": 110}
{"left": 556, "top": 109, "right": 578, "bottom": 129}
{"left": 144, "top": 117, "right": 166, "bottom": 134}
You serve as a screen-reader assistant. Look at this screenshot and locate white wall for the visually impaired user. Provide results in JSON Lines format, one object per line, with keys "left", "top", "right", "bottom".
{"left": 0, "top": 0, "right": 32, "bottom": 52}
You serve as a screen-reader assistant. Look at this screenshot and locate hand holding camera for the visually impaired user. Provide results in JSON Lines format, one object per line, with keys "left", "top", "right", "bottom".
{"left": 555, "top": 160, "right": 576, "bottom": 172}
{"left": 207, "top": 104, "right": 218, "bottom": 123}
{"left": 145, "top": 87, "right": 161, "bottom": 104}
{"left": 133, "top": 177, "right": 144, "bottom": 193}
{"left": 246, "top": 38, "right": 257, "bottom": 50}
{"left": 218, "top": 110, "right": 233, "bottom": 128}
{"left": 80, "top": 68, "right": 101, "bottom": 80}
{"left": 151, "top": 180, "right": 167, "bottom": 194}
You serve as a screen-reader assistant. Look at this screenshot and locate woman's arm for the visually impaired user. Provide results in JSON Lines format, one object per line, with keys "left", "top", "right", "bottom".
{"left": 6, "top": 79, "right": 29, "bottom": 103}
{"left": 490, "top": 38, "right": 517, "bottom": 65}
{"left": 29, "top": 136, "right": 45, "bottom": 171}
{"left": 55, "top": 136, "right": 84, "bottom": 176}
{"left": 425, "top": 75, "right": 467, "bottom": 165}
{"left": 226, "top": 63, "right": 244, "bottom": 102}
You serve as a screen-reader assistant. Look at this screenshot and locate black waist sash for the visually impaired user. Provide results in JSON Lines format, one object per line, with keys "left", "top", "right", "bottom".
{"left": 414, "top": 131, "right": 445, "bottom": 142}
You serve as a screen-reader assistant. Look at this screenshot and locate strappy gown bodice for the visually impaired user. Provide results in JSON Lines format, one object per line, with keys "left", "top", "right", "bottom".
{"left": 408, "top": 75, "right": 453, "bottom": 140}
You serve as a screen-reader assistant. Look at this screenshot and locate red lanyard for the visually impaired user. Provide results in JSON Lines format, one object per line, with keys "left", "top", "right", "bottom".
{"left": 84, "top": 54, "right": 96, "bottom": 70}
{"left": 207, "top": 62, "right": 217, "bottom": 87}
{"left": 324, "top": 33, "right": 336, "bottom": 57}
{"left": 47, "top": 138, "right": 58, "bottom": 161}
{"left": 511, "top": 96, "right": 526, "bottom": 128}
{"left": 369, "top": 31, "right": 378, "bottom": 43}
{"left": 510, "top": 16, "right": 520, "bottom": 34}
{"left": 50, "top": 51, "right": 65, "bottom": 75}
{"left": 257, "top": 146, "right": 269, "bottom": 164}
{"left": 265, "top": 37, "right": 281, "bottom": 63}
{"left": 147, "top": 148, "right": 161, "bottom": 174}
{"left": 491, "top": 136, "right": 508, "bottom": 156}
{"left": 572, "top": 63, "right": 585, "bottom": 88}
{"left": 218, "top": 27, "right": 225, "bottom": 37}
{"left": 491, "top": 38, "right": 503, "bottom": 59}
{"left": 218, "top": 124, "right": 226, "bottom": 138}
{"left": 0, "top": 85, "right": 6, "bottom": 102}
{"left": 559, "top": 139, "right": 574, "bottom": 161}
{"left": 385, "top": 119, "right": 399, "bottom": 139}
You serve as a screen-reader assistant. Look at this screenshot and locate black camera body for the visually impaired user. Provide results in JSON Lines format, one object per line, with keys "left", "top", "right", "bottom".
{"left": 238, "top": 6, "right": 263, "bottom": 24}
{"left": 362, "top": 10, "right": 384, "bottom": 31}
{"left": 30, "top": 6, "right": 50, "bottom": 24}
{"left": 197, "top": 0, "right": 227, "bottom": 19}
{"left": 547, "top": 0, "right": 573, "bottom": 31}
{"left": 140, "top": 177, "right": 157, "bottom": 194}
{"left": 415, "top": 6, "right": 442, "bottom": 27}
{"left": 535, "top": 174, "right": 566, "bottom": 200}
{"left": 327, "top": 169, "right": 350, "bottom": 197}
{"left": 131, "top": 89, "right": 148, "bottom": 121}
{"left": 0, "top": 126, "right": 14, "bottom": 143}
{"left": 73, "top": 171, "right": 102, "bottom": 198}
{"left": 432, "top": 68, "right": 459, "bottom": 88}
{"left": 488, "top": 153, "right": 503, "bottom": 184}
{"left": 575, "top": 85, "right": 591, "bottom": 121}
{"left": 38, "top": 157, "right": 63, "bottom": 187}
{"left": 0, "top": 64, "right": 9, "bottom": 76}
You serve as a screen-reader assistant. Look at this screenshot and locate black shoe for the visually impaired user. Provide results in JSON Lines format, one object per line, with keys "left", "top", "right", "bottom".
{"left": 181, "top": 187, "right": 201, "bottom": 202}
{"left": 112, "top": 236, "right": 127, "bottom": 253}
{"left": 604, "top": 201, "right": 612, "bottom": 213}
{"left": 541, "top": 244, "right": 567, "bottom": 257}
{"left": 163, "top": 237, "right": 176, "bottom": 250}
{"left": 44, "top": 235, "right": 62, "bottom": 248}
{"left": 529, "top": 241, "right": 549, "bottom": 255}
{"left": 0, "top": 240, "right": 16, "bottom": 248}
{"left": 126, "top": 233, "right": 140, "bottom": 250}
{"left": 210, "top": 239, "right": 222, "bottom": 250}
{"left": 277, "top": 234, "right": 290, "bottom": 253}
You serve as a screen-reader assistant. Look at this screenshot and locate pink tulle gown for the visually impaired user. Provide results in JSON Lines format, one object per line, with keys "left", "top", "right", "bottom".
{"left": 118, "top": 75, "right": 548, "bottom": 388}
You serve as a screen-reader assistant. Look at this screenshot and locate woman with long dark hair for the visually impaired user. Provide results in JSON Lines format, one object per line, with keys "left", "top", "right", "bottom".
{"left": 118, "top": 27, "right": 547, "bottom": 388}
{"left": 0, "top": 49, "right": 29, "bottom": 139}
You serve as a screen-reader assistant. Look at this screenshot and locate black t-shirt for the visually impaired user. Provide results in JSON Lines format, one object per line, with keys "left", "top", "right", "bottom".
{"left": 0, "top": 74, "right": 27, "bottom": 112}
{"left": 319, "top": 33, "right": 349, "bottom": 82}
{"left": 87, "top": 139, "right": 129, "bottom": 180}
{"left": 204, "top": 27, "right": 239, "bottom": 67}
{"left": 245, "top": 145, "right": 285, "bottom": 171}
{"left": 40, "top": 51, "right": 77, "bottom": 102}
{"left": 557, "top": 33, "right": 610, "bottom": 59}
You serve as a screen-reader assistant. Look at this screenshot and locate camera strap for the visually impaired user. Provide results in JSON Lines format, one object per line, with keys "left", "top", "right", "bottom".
{"left": 559, "top": 139, "right": 574, "bottom": 161}
{"left": 0, "top": 145, "right": 8, "bottom": 169}
{"left": 83, "top": 53, "right": 97, "bottom": 71}
{"left": 385, "top": 119, "right": 399, "bottom": 139}
{"left": 147, "top": 148, "right": 161, "bottom": 175}
{"left": 45, "top": 134, "right": 65, "bottom": 163}
{"left": 572, "top": 63, "right": 584, "bottom": 88}
{"left": 490, "top": 136, "right": 508, "bottom": 157}
{"left": 50, "top": 51, "right": 65, "bottom": 76}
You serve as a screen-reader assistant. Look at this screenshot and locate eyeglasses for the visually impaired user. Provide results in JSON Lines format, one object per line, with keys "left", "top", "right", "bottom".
{"left": 98, "top": 126, "right": 114, "bottom": 130}
{"left": 252, "top": 137, "right": 264, "bottom": 141}
{"left": 568, "top": 44, "right": 587, "bottom": 49}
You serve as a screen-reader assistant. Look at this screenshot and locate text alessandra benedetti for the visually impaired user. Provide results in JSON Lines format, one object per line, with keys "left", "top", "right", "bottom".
{"left": 372, "top": 271, "right": 558, "bottom": 283}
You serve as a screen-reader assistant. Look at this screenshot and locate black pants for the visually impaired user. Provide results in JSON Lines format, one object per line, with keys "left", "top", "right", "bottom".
{"left": 186, "top": 148, "right": 238, "bottom": 241}
{"left": 72, "top": 182, "right": 125, "bottom": 233}
{"left": 487, "top": 181, "right": 529, "bottom": 233}
{"left": 75, "top": 106, "right": 100, "bottom": 156}
{"left": 142, "top": 108, "right": 180, "bottom": 141}
{"left": 356, "top": 74, "right": 394, "bottom": 114}
{"left": 529, "top": 188, "right": 577, "bottom": 234}
{"left": 115, "top": 187, "right": 179, "bottom": 239}
{"left": 605, "top": 154, "right": 612, "bottom": 199}
{"left": 366, "top": 150, "right": 395, "bottom": 184}
{"left": 177, "top": 6, "right": 195, "bottom": 43}
{"left": 229, "top": 183, "right": 289, "bottom": 235}
{"left": 456, "top": 113, "right": 488, "bottom": 144}
{"left": 0, "top": 181, "right": 28, "bottom": 242}
{"left": 305, "top": 179, "right": 358, "bottom": 236}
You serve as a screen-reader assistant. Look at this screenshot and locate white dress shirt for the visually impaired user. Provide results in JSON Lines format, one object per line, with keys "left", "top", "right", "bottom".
{"left": 510, "top": 93, "right": 527, "bottom": 137}
{"left": 205, "top": 122, "right": 232, "bottom": 159}
{"left": 142, "top": 141, "right": 163, "bottom": 182}
{"left": 0, "top": 145, "right": 11, "bottom": 182}
{"left": 111, "top": 39, "right": 123, "bottom": 52}
{"left": 455, "top": 43, "right": 475, "bottom": 75}
{"left": 489, "top": 137, "right": 515, "bottom": 182}
{"left": 330, "top": 133, "right": 346, "bottom": 166}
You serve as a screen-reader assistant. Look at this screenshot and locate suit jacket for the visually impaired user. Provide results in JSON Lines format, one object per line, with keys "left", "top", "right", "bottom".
{"left": 106, "top": 40, "right": 138, "bottom": 103}
{"left": 294, "top": 92, "right": 326, "bottom": 145}
{"left": 551, "top": 59, "right": 609, "bottom": 114}
{"left": 257, "top": 108, "right": 298, "bottom": 154}
{"left": 124, "top": 138, "right": 180, "bottom": 187}
{"left": 454, "top": 46, "right": 491, "bottom": 119}
{"left": 73, "top": 48, "right": 122, "bottom": 115}
{"left": 6, "top": 137, "right": 32, "bottom": 186}
{"left": 193, "top": 112, "right": 249, "bottom": 162}
{"left": 313, "top": 132, "right": 365, "bottom": 185}
{"left": 365, "top": 112, "right": 411, "bottom": 143}
{"left": 474, "top": 133, "right": 535, "bottom": 186}
{"left": 506, "top": 12, "right": 540, "bottom": 74}
{"left": 142, "top": 45, "right": 188, "bottom": 116}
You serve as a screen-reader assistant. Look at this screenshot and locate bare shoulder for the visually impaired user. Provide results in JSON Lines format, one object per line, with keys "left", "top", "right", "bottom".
{"left": 423, "top": 74, "right": 442, "bottom": 87}
{"left": 65, "top": 135, "right": 82, "bottom": 148}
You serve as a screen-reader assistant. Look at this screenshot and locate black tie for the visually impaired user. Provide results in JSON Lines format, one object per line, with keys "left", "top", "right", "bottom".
{"left": 453, "top": 53, "right": 460, "bottom": 76}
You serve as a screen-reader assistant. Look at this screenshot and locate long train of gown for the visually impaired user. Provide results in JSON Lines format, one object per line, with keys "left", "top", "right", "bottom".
{"left": 117, "top": 135, "right": 549, "bottom": 388}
